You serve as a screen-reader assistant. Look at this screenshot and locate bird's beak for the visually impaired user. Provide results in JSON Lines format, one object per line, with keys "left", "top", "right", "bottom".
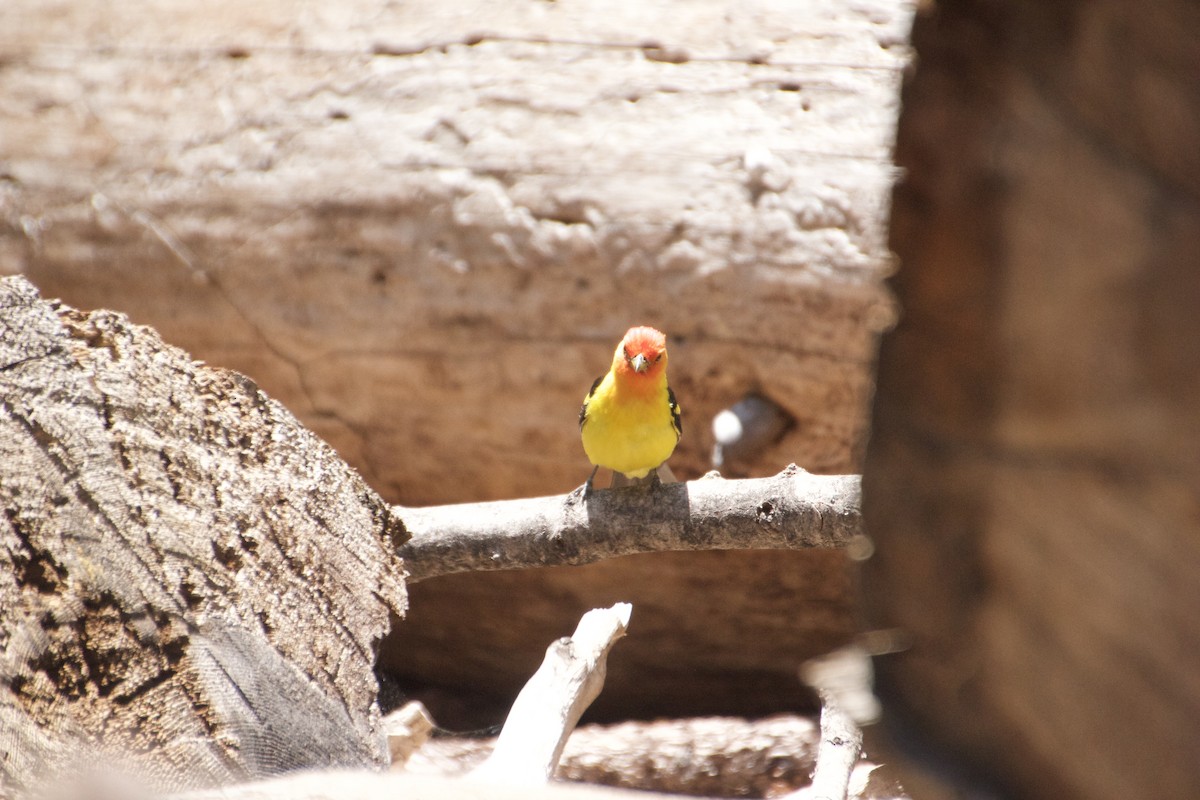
{"left": 630, "top": 353, "right": 649, "bottom": 373}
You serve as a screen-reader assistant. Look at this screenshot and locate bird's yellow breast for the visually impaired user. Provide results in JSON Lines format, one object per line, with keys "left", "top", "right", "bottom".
{"left": 580, "top": 373, "right": 678, "bottom": 479}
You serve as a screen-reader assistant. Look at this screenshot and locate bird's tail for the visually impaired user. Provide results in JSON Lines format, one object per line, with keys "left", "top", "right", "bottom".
{"left": 609, "top": 463, "right": 677, "bottom": 489}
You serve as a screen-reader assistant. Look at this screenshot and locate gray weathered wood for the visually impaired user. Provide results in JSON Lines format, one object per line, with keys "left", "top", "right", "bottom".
{"left": 800, "top": 694, "right": 862, "bottom": 800}
{"left": 0, "top": 276, "right": 407, "bottom": 794}
{"left": 165, "top": 770, "right": 701, "bottom": 800}
{"left": 409, "top": 715, "right": 823, "bottom": 796}
{"left": 1, "top": 0, "right": 910, "bottom": 502}
{"left": 1, "top": 0, "right": 913, "bottom": 731}
{"left": 397, "top": 470, "right": 863, "bottom": 581}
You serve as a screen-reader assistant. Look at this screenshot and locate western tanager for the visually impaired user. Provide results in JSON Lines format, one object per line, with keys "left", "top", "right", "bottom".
{"left": 579, "top": 326, "right": 681, "bottom": 490}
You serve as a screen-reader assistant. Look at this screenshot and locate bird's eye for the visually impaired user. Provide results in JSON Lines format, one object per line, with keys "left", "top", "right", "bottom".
{"left": 654, "top": 353, "right": 663, "bottom": 362}
{"left": 623, "top": 347, "right": 631, "bottom": 360}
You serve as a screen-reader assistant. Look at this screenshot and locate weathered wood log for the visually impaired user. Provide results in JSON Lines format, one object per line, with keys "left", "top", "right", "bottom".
{"left": 864, "top": 1, "right": 1200, "bottom": 798}
{"left": 559, "top": 716, "right": 823, "bottom": 799}
{"left": 1, "top": 0, "right": 907, "bottom": 501}
{"left": 1, "top": 0, "right": 913, "bottom": 724}
{"left": 409, "top": 715, "right": 824, "bottom": 797}
{"left": 0, "top": 276, "right": 407, "bottom": 794}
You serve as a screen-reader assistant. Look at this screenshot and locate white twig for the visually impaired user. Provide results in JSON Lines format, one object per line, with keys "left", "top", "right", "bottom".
{"left": 790, "top": 646, "right": 879, "bottom": 800}
{"left": 469, "top": 603, "right": 633, "bottom": 786}
{"left": 803, "top": 692, "right": 863, "bottom": 800}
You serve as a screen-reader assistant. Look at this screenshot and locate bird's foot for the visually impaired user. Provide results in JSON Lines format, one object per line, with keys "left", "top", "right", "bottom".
{"left": 568, "top": 467, "right": 600, "bottom": 503}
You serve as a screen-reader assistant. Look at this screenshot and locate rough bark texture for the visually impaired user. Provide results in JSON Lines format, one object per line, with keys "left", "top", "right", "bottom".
{"left": 0, "top": 0, "right": 906, "bottom": 499}
{"left": 557, "top": 716, "right": 821, "bottom": 799}
{"left": 409, "top": 715, "right": 822, "bottom": 797}
{"left": 0, "top": 0, "right": 913, "bottom": 722}
{"left": 0, "top": 277, "right": 407, "bottom": 795}
{"left": 398, "top": 470, "right": 863, "bottom": 581}
{"left": 864, "top": 1, "right": 1200, "bottom": 799}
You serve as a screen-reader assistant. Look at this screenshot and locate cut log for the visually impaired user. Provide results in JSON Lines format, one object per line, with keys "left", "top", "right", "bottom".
{"left": 0, "top": 277, "right": 407, "bottom": 794}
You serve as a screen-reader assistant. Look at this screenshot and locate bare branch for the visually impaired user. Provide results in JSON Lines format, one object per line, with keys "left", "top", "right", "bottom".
{"left": 470, "top": 603, "right": 632, "bottom": 786}
{"left": 798, "top": 694, "right": 863, "bottom": 800}
{"left": 396, "top": 467, "right": 862, "bottom": 582}
{"left": 790, "top": 646, "right": 878, "bottom": 800}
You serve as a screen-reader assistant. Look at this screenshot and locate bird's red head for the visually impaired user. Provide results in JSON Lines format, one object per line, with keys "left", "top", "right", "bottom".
{"left": 613, "top": 326, "right": 669, "bottom": 379}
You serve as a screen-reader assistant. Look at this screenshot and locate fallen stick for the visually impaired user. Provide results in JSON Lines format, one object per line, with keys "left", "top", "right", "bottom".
{"left": 790, "top": 646, "right": 879, "bottom": 800}
{"left": 802, "top": 693, "right": 863, "bottom": 800}
{"left": 469, "top": 603, "right": 633, "bottom": 786}
{"left": 395, "top": 467, "right": 862, "bottom": 582}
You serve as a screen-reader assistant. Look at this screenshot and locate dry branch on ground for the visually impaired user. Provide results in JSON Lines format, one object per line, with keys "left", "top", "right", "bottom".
{"left": 470, "top": 603, "right": 631, "bottom": 786}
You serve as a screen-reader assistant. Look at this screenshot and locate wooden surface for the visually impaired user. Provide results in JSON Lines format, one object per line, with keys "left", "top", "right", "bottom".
{"left": 407, "top": 715, "right": 823, "bottom": 796}
{"left": 397, "top": 470, "right": 863, "bottom": 581}
{"left": 0, "top": 277, "right": 407, "bottom": 793}
{"left": 0, "top": 0, "right": 908, "bottom": 501}
{"left": 0, "top": 0, "right": 914, "bottom": 723}
{"left": 472, "top": 604, "right": 630, "bottom": 786}
{"left": 165, "top": 771, "right": 723, "bottom": 800}
{"left": 864, "top": 1, "right": 1200, "bottom": 798}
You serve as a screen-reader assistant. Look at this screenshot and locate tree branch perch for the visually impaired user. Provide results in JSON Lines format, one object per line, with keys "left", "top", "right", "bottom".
{"left": 395, "top": 467, "right": 862, "bottom": 582}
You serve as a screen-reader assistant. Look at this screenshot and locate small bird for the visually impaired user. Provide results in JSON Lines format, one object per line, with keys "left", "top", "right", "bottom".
{"left": 579, "top": 326, "right": 681, "bottom": 491}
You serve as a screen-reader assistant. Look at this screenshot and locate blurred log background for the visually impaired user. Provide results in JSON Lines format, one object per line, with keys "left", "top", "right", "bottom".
{"left": 4, "top": 0, "right": 1200, "bottom": 798}
{"left": 0, "top": 0, "right": 909, "bottom": 729}
{"left": 865, "top": 2, "right": 1200, "bottom": 799}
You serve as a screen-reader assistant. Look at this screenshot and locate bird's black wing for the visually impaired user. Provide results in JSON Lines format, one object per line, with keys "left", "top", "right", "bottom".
{"left": 579, "top": 375, "right": 603, "bottom": 429}
{"left": 667, "top": 385, "right": 682, "bottom": 441}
